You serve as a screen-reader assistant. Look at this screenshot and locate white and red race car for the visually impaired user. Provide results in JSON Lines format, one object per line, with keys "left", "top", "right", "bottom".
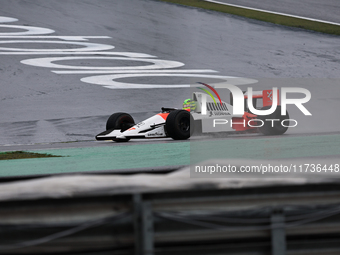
{"left": 96, "top": 87, "right": 289, "bottom": 142}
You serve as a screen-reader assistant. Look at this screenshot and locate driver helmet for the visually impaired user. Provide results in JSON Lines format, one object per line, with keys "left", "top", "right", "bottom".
{"left": 183, "top": 99, "right": 197, "bottom": 111}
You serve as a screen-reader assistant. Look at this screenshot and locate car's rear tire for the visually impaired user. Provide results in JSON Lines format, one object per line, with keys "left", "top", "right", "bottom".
{"left": 165, "top": 110, "right": 194, "bottom": 140}
{"left": 106, "top": 112, "right": 135, "bottom": 142}
{"left": 257, "top": 106, "right": 289, "bottom": 135}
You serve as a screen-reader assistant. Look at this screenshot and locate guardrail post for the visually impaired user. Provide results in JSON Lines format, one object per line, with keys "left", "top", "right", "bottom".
{"left": 271, "top": 211, "right": 286, "bottom": 255}
{"left": 133, "top": 194, "right": 154, "bottom": 255}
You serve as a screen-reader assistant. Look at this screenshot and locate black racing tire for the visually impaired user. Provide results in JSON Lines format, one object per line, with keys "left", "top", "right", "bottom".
{"left": 257, "top": 106, "right": 289, "bottom": 135}
{"left": 165, "top": 110, "right": 194, "bottom": 140}
{"left": 106, "top": 112, "right": 135, "bottom": 142}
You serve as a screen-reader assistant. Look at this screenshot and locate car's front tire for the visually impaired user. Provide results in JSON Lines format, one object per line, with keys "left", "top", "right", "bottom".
{"left": 106, "top": 112, "right": 135, "bottom": 142}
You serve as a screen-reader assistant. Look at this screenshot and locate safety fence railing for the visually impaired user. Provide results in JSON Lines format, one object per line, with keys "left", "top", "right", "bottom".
{"left": 0, "top": 183, "right": 340, "bottom": 254}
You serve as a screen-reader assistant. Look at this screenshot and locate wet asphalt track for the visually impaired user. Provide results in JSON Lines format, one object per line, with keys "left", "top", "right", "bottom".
{"left": 0, "top": 0, "right": 339, "bottom": 175}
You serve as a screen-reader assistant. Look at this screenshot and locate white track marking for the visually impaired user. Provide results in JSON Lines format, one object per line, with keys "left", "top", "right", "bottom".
{"left": 0, "top": 15, "right": 257, "bottom": 89}
{"left": 0, "top": 17, "right": 18, "bottom": 23}
{"left": 0, "top": 40, "right": 114, "bottom": 52}
{"left": 81, "top": 73, "right": 243, "bottom": 89}
{"left": 0, "top": 51, "right": 156, "bottom": 57}
{"left": 53, "top": 69, "right": 217, "bottom": 74}
{"left": 0, "top": 25, "right": 55, "bottom": 35}
{"left": 205, "top": 0, "right": 340, "bottom": 26}
{"left": 21, "top": 56, "right": 184, "bottom": 70}
{"left": 0, "top": 36, "right": 111, "bottom": 41}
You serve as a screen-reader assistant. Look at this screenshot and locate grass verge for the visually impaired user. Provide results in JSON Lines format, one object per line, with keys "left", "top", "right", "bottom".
{"left": 157, "top": 0, "right": 340, "bottom": 35}
{"left": 0, "top": 151, "right": 63, "bottom": 160}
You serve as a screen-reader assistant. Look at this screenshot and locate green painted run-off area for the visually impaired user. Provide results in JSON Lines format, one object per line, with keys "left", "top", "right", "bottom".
{"left": 0, "top": 134, "right": 339, "bottom": 177}
{"left": 158, "top": 0, "right": 340, "bottom": 35}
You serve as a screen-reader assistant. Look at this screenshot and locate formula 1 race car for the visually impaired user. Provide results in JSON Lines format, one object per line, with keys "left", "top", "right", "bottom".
{"left": 96, "top": 86, "right": 289, "bottom": 142}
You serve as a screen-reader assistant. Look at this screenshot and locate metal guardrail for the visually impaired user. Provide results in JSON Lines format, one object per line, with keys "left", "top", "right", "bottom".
{"left": 0, "top": 183, "right": 339, "bottom": 254}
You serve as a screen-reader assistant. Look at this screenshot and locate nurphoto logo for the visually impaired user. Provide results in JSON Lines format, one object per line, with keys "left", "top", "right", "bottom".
{"left": 198, "top": 82, "right": 311, "bottom": 129}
